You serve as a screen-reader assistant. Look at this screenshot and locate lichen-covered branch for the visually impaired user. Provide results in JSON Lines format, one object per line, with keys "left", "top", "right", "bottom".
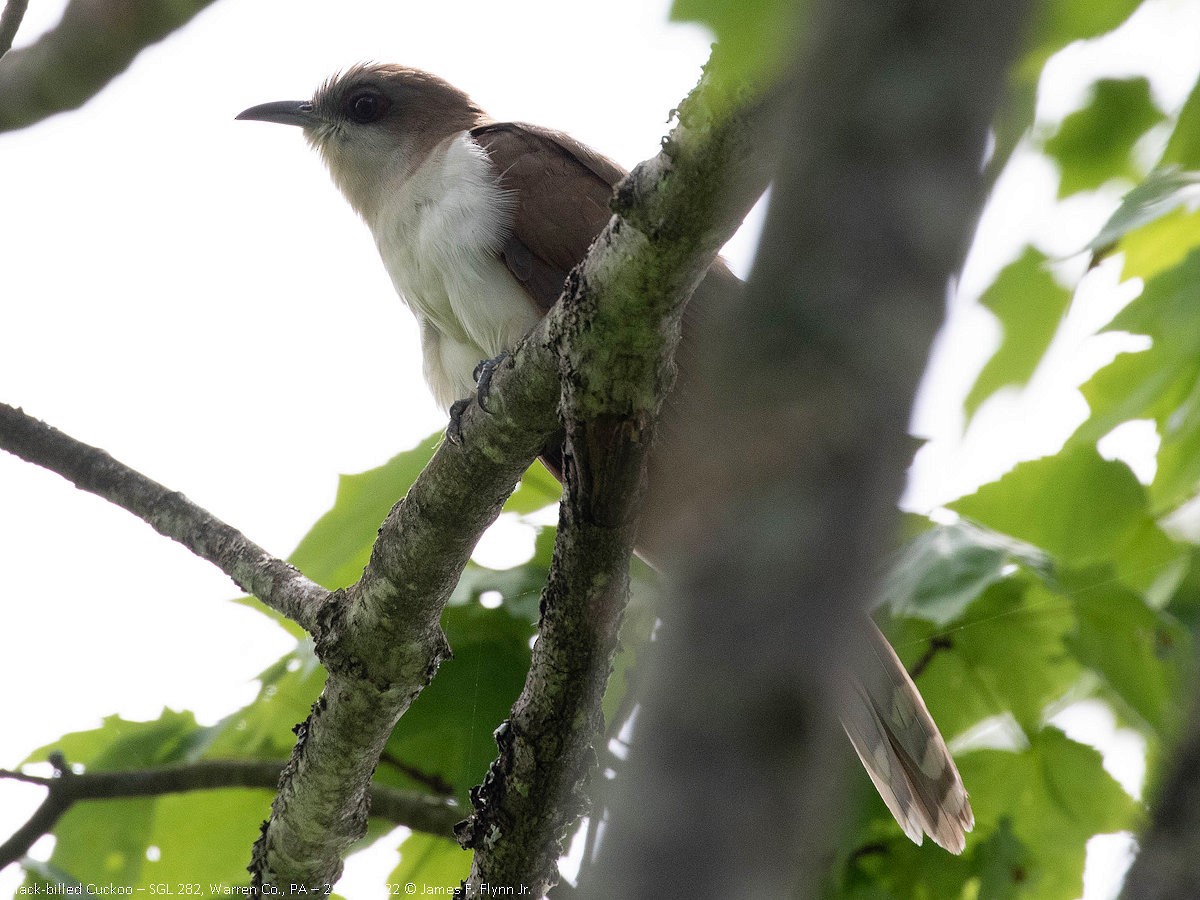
{"left": 456, "top": 59, "right": 776, "bottom": 898}
{"left": 249, "top": 328, "right": 562, "bottom": 891}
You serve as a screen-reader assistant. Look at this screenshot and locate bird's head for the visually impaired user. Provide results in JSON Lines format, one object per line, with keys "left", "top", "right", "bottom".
{"left": 237, "top": 64, "right": 488, "bottom": 220}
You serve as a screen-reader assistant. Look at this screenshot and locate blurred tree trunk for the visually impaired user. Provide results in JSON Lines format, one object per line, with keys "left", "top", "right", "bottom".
{"left": 581, "top": 0, "right": 1026, "bottom": 895}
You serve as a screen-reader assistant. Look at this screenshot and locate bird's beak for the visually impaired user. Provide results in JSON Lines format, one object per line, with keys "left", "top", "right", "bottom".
{"left": 235, "top": 100, "right": 316, "bottom": 128}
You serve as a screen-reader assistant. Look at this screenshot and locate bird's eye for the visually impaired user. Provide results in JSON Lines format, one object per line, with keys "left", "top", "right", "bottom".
{"left": 345, "top": 90, "right": 388, "bottom": 124}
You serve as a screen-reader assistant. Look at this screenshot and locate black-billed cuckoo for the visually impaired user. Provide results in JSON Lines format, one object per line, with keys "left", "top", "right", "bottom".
{"left": 237, "top": 64, "right": 973, "bottom": 853}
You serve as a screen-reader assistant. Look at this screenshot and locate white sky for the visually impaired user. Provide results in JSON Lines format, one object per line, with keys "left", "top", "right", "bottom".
{"left": 2, "top": 0, "right": 1200, "bottom": 896}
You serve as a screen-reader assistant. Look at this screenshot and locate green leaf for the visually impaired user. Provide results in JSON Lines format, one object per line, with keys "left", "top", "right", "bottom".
{"left": 378, "top": 604, "right": 534, "bottom": 803}
{"left": 961, "top": 729, "right": 1139, "bottom": 899}
{"left": 972, "top": 819, "right": 1032, "bottom": 900}
{"left": 289, "top": 435, "right": 441, "bottom": 590}
{"left": 23, "top": 711, "right": 212, "bottom": 770}
{"left": 891, "top": 579, "right": 1079, "bottom": 737}
{"left": 135, "top": 790, "right": 270, "bottom": 889}
{"left": 388, "top": 832, "right": 470, "bottom": 896}
{"left": 986, "top": 0, "right": 1140, "bottom": 179}
{"left": 450, "top": 560, "right": 546, "bottom": 619}
{"left": 1152, "top": 375, "right": 1200, "bottom": 510}
{"left": 449, "top": 526, "right": 555, "bottom": 622}
{"left": 1022, "top": 0, "right": 1143, "bottom": 74}
{"left": 670, "top": 0, "right": 793, "bottom": 86}
{"left": 20, "top": 712, "right": 262, "bottom": 890}
{"left": 964, "top": 249, "right": 1072, "bottom": 418}
{"left": 1087, "top": 166, "right": 1200, "bottom": 255}
{"left": 1076, "top": 352, "right": 1173, "bottom": 448}
{"left": 1112, "top": 517, "right": 1188, "bottom": 603}
{"left": 881, "top": 520, "right": 1053, "bottom": 627}
{"left": 1113, "top": 204, "right": 1200, "bottom": 281}
{"left": 26, "top": 797, "right": 153, "bottom": 889}
{"left": 204, "top": 639, "right": 327, "bottom": 759}
{"left": 502, "top": 459, "right": 561, "bottom": 514}
{"left": 1162, "top": 73, "right": 1200, "bottom": 169}
{"left": 837, "top": 827, "right": 978, "bottom": 900}
{"left": 1075, "top": 250, "right": 1200, "bottom": 510}
{"left": 1163, "top": 547, "right": 1200, "bottom": 635}
{"left": 1064, "top": 574, "right": 1192, "bottom": 737}
{"left": 1022, "top": 0, "right": 1142, "bottom": 63}
{"left": 1044, "top": 78, "right": 1164, "bottom": 197}
{"left": 949, "top": 446, "right": 1147, "bottom": 568}
{"left": 243, "top": 432, "right": 556, "bottom": 627}
{"left": 282, "top": 431, "right": 554, "bottom": 606}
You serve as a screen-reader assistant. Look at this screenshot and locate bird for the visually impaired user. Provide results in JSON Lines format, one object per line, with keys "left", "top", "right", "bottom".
{"left": 236, "top": 63, "right": 974, "bottom": 853}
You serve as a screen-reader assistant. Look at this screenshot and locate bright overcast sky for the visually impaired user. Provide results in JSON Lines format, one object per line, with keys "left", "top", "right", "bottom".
{"left": 3, "top": 0, "right": 1200, "bottom": 896}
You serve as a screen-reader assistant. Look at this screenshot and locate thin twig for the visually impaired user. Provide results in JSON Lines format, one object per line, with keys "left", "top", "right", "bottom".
{"left": 379, "top": 751, "right": 456, "bottom": 797}
{"left": 0, "top": 768, "right": 51, "bottom": 787}
{"left": 0, "top": 758, "right": 461, "bottom": 869}
{"left": 909, "top": 635, "right": 954, "bottom": 681}
{"left": 0, "top": 403, "right": 329, "bottom": 633}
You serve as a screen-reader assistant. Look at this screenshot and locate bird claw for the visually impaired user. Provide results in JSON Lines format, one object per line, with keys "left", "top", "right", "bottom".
{"left": 446, "top": 398, "right": 471, "bottom": 446}
{"left": 473, "top": 351, "right": 511, "bottom": 413}
{"left": 446, "top": 352, "right": 511, "bottom": 445}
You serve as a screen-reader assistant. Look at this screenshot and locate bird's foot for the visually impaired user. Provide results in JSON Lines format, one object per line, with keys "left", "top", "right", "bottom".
{"left": 446, "top": 398, "right": 471, "bottom": 446}
{"left": 446, "top": 352, "right": 511, "bottom": 445}
{"left": 473, "top": 351, "right": 511, "bottom": 413}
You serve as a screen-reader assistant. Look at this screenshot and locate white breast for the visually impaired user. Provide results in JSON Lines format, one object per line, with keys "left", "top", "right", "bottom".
{"left": 370, "top": 133, "right": 542, "bottom": 410}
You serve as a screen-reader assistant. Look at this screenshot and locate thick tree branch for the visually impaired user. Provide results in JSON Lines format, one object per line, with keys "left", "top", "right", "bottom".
{"left": 456, "top": 58, "right": 776, "bottom": 898}
{"left": 0, "top": 0, "right": 221, "bottom": 131}
{"left": 0, "top": 403, "right": 328, "bottom": 632}
{"left": 0, "top": 758, "right": 460, "bottom": 870}
{"left": 584, "top": 0, "right": 1025, "bottom": 896}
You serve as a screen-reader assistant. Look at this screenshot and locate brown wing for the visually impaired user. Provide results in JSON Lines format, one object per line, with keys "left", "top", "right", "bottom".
{"left": 471, "top": 121, "right": 626, "bottom": 314}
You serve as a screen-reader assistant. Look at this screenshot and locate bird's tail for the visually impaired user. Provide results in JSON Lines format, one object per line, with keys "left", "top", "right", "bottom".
{"left": 839, "top": 621, "right": 974, "bottom": 853}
